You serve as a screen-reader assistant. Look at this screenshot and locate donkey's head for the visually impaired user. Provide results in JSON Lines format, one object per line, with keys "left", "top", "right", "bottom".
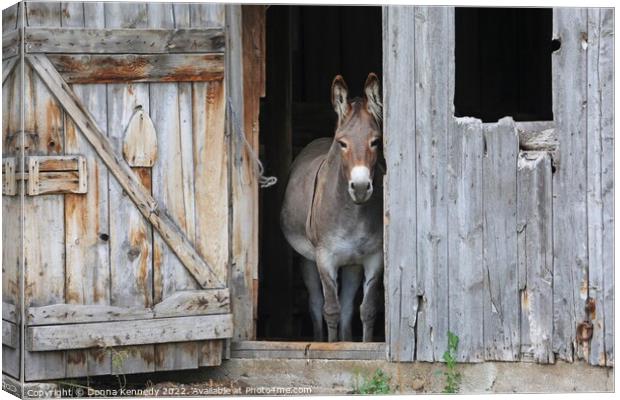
{"left": 331, "top": 73, "right": 383, "bottom": 204}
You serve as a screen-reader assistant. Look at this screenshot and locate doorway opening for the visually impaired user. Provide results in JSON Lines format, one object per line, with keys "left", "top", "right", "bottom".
{"left": 256, "top": 5, "right": 385, "bottom": 342}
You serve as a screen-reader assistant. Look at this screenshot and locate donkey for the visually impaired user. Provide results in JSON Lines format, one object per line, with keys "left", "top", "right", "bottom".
{"left": 280, "top": 73, "right": 384, "bottom": 342}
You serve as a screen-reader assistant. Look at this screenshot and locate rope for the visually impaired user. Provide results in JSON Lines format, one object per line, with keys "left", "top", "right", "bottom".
{"left": 227, "top": 98, "right": 277, "bottom": 189}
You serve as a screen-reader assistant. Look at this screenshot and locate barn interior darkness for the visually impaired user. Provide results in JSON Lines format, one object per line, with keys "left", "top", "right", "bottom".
{"left": 258, "top": 5, "right": 383, "bottom": 341}
{"left": 256, "top": 6, "right": 553, "bottom": 341}
{"left": 455, "top": 8, "right": 554, "bottom": 121}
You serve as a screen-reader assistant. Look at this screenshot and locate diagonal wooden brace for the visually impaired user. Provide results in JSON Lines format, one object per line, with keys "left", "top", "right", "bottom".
{"left": 26, "top": 54, "right": 225, "bottom": 289}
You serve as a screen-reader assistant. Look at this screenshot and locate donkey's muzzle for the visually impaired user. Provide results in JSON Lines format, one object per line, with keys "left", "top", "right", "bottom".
{"left": 349, "top": 180, "right": 373, "bottom": 204}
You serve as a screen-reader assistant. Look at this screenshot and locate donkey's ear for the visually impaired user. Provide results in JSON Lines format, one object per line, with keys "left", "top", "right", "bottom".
{"left": 331, "top": 75, "right": 349, "bottom": 123}
{"left": 364, "top": 73, "right": 382, "bottom": 121}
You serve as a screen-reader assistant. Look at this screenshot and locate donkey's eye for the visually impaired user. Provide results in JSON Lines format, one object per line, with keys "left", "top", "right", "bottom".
{"left": 370, "top": 138, "right": 381, "bottom": 148}
{"left": 338, "top": 140, "right": 348, "bottom": 149}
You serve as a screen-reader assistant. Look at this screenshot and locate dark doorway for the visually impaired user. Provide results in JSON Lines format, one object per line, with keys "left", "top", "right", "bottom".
{"left": 454, "top": 8, "right": 554, "bottom": 122}
{"left": 257, "top": 5, "right": 384, "bottom": 341}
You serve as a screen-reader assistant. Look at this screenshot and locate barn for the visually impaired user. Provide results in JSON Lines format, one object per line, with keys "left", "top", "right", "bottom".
{"left": 1, "top": 1, "right": 614, "bottom": 393}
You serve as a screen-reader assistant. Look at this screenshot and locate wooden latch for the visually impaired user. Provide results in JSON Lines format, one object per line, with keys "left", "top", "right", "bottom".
{"left": 2, "top": 155, "right": 87, "bottom": 196}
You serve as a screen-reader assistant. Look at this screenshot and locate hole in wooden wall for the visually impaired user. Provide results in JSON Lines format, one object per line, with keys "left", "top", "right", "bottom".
{"left": 454, "top": 7, "right": 554, "bottom": 122}
{"left": 257, "top": 5, "right": 384, "bottom": 342}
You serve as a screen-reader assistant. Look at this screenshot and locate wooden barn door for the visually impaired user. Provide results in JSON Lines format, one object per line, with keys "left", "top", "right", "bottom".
{"left": 15, "top": 2, "right": 233, "bottom": 381}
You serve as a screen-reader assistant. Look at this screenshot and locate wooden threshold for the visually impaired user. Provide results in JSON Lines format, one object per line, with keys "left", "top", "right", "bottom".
{"left": 230, "top": 340, "right": 387, "bottom": 360}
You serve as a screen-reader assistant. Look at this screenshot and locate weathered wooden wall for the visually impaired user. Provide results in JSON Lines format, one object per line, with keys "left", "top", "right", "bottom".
{"left": 383, "top": 6, "right": 613, "bottom": 366}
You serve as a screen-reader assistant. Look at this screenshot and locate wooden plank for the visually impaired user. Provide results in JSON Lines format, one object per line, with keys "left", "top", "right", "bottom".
{"left": 153, "top": 289, "right": 230, "bottom": 318}
{"left": 25, "top": 27, "right": 225, "bottom": 54}
{"left": 516, "top": 121, "right": 558, "bottom": 153}
{"left": 231, "top": 341, "right": 385, "bottom": 360}
{"left": 447, "top": 117, "right": 484, "bottom": 362}
{"left": 27, "top": 289, "right": 230, "bottom": 325}
{"left": 3, "top": 57, "right": 18, "bottom": 83}
{"left": 2, "top": 320, "right": 18, "bottom": 348}
{"left": 25, "top": 2, "right": 61, "bottom": 27}
{"left": 22, "top": 5, "right": 67, "bottom": 379}
{"left": 3, "top": 30, "right": 20, "bottom": 59}
{"left": 517, "top": 151, "right": 554, "bottom": 364}
{"left": 46, "top": 53, "right": 224, "bottom": 84}
{"left": 27, "top": 54, "right": 224, "bottom": 289}
{"left": 236, "top": 4, "right": 265, "bottom": 340}
{"left": 2, "top": 302, "right": 17, "bottom": 323}
{"left": 586, "top": 8, "right": 614, "bottom": 367}
{"left": 2, "top": 3, "right": 18, "bottom": 33}
{"left": 190, "top": 3, "right": 225, "bottom": 28}
{"left": 3, "top": 156, "right": 17, "bottom": 196}
{"left": 122, "top": 106, "right": 158, "bottom": 167}
{"left": 383, "top": 6, "right": 417, "bottom": 362}
{"left": 482, "top": 118, "right": 519, "bottom": 361}
{"left": 552, "top": 8, "right": 588, "bottom": 362}
{"left": 63, "top": 2, "right": 112, "bottom": 378}
{"left": 147, "top": 1, "right": 200, "bottom": 373}
{"left": 413, "top": 6, "right": 450, "bottom": 362}
{"left": 2, "top": 67, "right": 21, "bottom": 378}
{"left": 28, "top": 314, "right": 233, "bottom": 351}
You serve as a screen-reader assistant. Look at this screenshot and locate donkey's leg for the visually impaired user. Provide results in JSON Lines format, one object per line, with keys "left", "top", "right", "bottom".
{"left": 300, "top": 258, "right": 324, "bottom": 341}
{"left": 339, "top": 265, "right": 363, "bottom": 341}
{"left": 316, "top": 251, "right": 341, "bottom": 342}
{"left": 361, "top": 252, "right": 384, "bottom": 342}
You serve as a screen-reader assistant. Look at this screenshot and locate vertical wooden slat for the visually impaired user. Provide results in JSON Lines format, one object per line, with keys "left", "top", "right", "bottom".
{"left": 61, "top": 1, "right": 112, "bottom": 378}
{"left": 235, "top": 5, "right": 264, "bottom": 340}
{"left": 190, "top": 3, "right": 225, "bottom": 28}
{"left": 2, "top": 2, "right": 19, "bottom": 32}
{"left": 148, "top": 2, "right": 199, "bottom": 372}
{"left": 447, "top": 117, "right": 484, "bottom": 362}
{"left": 482, "top": 118, "right": 519, "bottom": 361}
{"left": 2, "top": 55, "right": 21, "bottom": 380}
{"left": 552, "top": 8, "right": 588, "bottom": 362}
{"left": 413, "top": 6, "right": 450, "bottom": 362}
{"left": 23, "top": 4, "right": 67, "bottom": 380}
{"left": 383, "top": 6, "right": 417, "bottom": 362}
{"left": 517, "top": 152, "right": 554, "bottom": 364}
{"left": 104, "top": 2, "right": 155, "bottom": 375}
{"left": 586, "top": 8, "right": 614, "bottom": 367}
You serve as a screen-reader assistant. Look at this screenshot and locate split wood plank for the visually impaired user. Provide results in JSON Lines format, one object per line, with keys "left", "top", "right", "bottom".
{"left": 447, "top": 117, "right": 484, "bottom": 362}
{"left": 586, "top": 8, "right": 614, "bottom": 367}
{"left": 413, "top": 6, "right": 450, "bottom": 362}
{"left": 383, "top": 5, "right": 418, "bottom": 362}
{"left": 46, "top": 53, "right": 224, "bottom": 84}
{"left": 551, "top": 8, "right": 589, "bottom": 362}
{"left": 482, "top": 118, "right": 520, "bottom": 361}
{"left": 26, "top": 54, "right": 224, "bottom": 289}
{"left": 148, "top": 2, "right": 199, "bottom": 373}
{"left": 24, "top": 27, "right": 225, "bottom": 54}
{"left": 517, "top": 151, "right": 554, "bottom": 364}
{"left": 27, "top": 314, "right": 233, "bottom": 351}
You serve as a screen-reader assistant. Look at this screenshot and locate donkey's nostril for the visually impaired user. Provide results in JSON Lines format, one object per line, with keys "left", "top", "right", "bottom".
{"left": 350, "top": 182, "right": 355, "bottom": 190}
{"left": 366, "top": 182, "right": 371, "bottom": 190}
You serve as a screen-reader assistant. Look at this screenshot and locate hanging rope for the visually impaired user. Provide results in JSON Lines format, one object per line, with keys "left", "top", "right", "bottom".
{"left": 227, "top": 98, "right": 277, "bottom": 189}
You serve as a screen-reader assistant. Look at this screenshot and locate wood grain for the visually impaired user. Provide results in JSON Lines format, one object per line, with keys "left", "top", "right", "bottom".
{"left": 383, "top": 6, "right": 417, "bottom": 362}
